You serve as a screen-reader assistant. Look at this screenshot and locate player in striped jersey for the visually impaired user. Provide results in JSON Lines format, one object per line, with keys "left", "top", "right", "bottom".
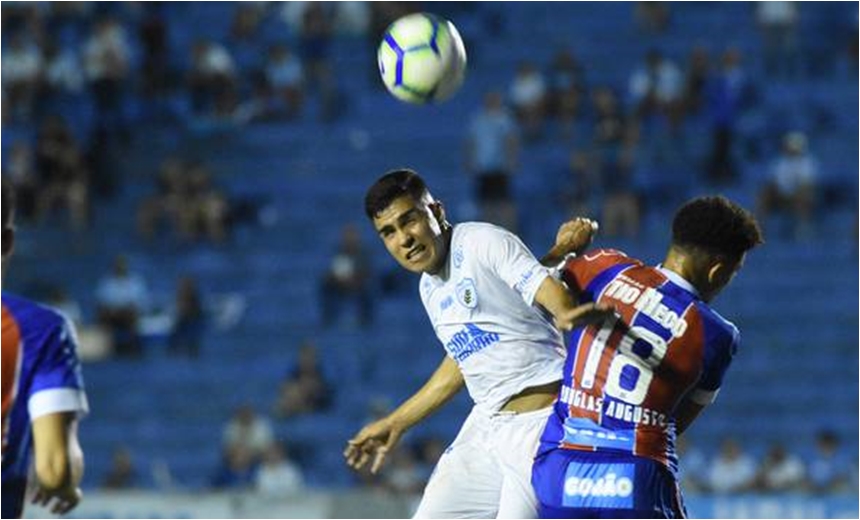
{"left": 532, "top": 196, "right": 763, "bottom": 518}
{"left": 2, "top": 185, "right": 88, "bottom": 518}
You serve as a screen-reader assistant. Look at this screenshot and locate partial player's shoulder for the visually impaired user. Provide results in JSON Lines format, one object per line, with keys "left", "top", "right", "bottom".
{"left": 454, "top": 221, "right": 513, "bottom": 243}
{"left": 2, "top": 293, "right": 70, "bottom": 335}
{"left": 579, "top": 248, "right": 640, "bottom": 266}
{"left": 693, "top": 301, "right": 740, "bottom": 350}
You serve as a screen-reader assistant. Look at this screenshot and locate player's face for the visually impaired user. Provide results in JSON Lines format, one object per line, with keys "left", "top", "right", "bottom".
{"left": 372, "top": 195, "right": 448, "bottom": 275}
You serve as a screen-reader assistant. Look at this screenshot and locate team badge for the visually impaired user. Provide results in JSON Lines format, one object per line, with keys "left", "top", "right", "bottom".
{"left": 456, "top": 278, "right": 478, "bottom": 309}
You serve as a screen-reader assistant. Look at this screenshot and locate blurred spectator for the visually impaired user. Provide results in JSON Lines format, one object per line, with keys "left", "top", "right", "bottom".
{"left": 334, "top": 2, "right": 371, "bottom": 37}
{"left": 509, "top": 61, "right": 548, "bottom": 141}
{"left": 138, "top": 159, "right": 231, "bottom": 244}
{"left": 299, "top": 3, "right": 340, "bottom": 121}
{"left": 320, "top": 223, "right": 373, "bottom": 329}
{"left": 757, "top": 131, "right": 818, "bottom": 239}
{"left": 168, "top": 275, "right": 205, "bottom": 358}
{"left": 188, "top": 39, "right": 239, "bottom": 117}
{"left": 138, "top": 4, "right": 170, "bottom": 100}
{"left": 42, "top": 37, "right": 85, "bottom": 100}
{"left": 102, "top": 446, "right": 139, "bottom": 490}
{"left": 559, "top": 149, "right": 596, "bottom": 218}
{"left": 628, "top": 49, "right": 683, "bottom": 119}
{"left": 707, "top": 438, "right": 758, "bottom": 494}
{"left": 591, "top": 86, "right": 640, "bottom": 238}
{"left": 755, "top": 2, "right": 800, "bottom": 79}
{"left": 255, "top": 442, "right": 304, "bottom": 495}
{"left": 84, "top": 16, "right": 131, "bottom": 138}
{"left": 756, "top": 443, "right": 806, "bottom": 492}
{"left": 137, "top": 156, "right": 187, "bottom": 241}
{"left": 96, "top": 254, "right": 150, "bottom": 357}
{"left": 683, "top": 45, "right": 711, "bottom": 114}
{"left": 212, "top": 444, "right": 257, "bottom": 490}
{"left": 547, "top": 47, "right": 586, "bottom": 138}
{"left": 181, "top": 163, "right": 232, "bottom": 243}
{"left": 274, "top": 340, "right": 332, "bottom": 418}
{"left": 634, "top": 2, "right": 670, "bottom": 34}
{"left": 265, "top": 44, "right": 305, "bottom": 119}
{"left": 807, "top": 430, "right": 852, "bottom": 493}
{"left": 5, "top": 143, "right": 38, "bottom": 221}
{"left": 230, "top": 3, "right": 265, "bottom": 62}
{"left": 34, "top": 116, "right": 90, "bottom": 230}
{"left": 223, "top": 405, "right": 274, "bottom": 460}
{"left": 465, "top": 91, "right": 520, "bottom": 230}
{"left": 705, "top": 47, "right": 749, "bottom": 184}
{"left": 2, "top": 32, "right": 43, "bottom": 121}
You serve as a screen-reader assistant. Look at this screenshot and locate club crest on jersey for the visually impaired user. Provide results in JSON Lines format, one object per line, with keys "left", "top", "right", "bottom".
{"left": 456, "top": 278, "right": 478, "bottom": 309}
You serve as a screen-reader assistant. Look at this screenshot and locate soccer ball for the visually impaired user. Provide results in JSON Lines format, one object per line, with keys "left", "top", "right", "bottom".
{"left": 377, "top": 13, "right": 467, "bottom": 104}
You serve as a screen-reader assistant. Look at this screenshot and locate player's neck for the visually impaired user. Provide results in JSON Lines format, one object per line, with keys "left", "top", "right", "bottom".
{"left": 662, "top": 250, "right": 703, "bottom": 295}
{"left": 427, "top": 226, "right": 454, "bottom": 276}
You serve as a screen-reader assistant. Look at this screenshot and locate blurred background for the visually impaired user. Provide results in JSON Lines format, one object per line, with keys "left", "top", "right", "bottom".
{"left": 1, "top": 1, "right": 857, "bottom": 518}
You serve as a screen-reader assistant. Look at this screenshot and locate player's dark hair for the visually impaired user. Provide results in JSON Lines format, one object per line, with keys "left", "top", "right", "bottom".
{"left": 671, "top": 196, "right": 763, "bottom": 258}
{"left": 2, "top": 181, "right": 14, "bottom": 229}
{"left": 364, "top": 169, "right": 430, "bottom": 219}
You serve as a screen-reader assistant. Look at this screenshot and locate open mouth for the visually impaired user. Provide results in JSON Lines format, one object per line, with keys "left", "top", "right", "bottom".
{"left": 406, "top": 245, "right": 426, "bottom": 261}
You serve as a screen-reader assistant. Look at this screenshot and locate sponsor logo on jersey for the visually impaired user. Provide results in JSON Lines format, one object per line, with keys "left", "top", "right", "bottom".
{"left": 562, "top": 461, "right": 635, "bottom": 509}
{"left": 440, "top": 295, "right": 454, "bottom": 312}
{"left": 603, "top": 278, "right": 688, "bottom": 337}
{"left": 444, "top": 323, "right": 500, "bottom": 362}
{"left": 514, "top": 267, "right": 538, "bottom": 294}
{"left": 456, "top": 278, "right": 478, "bottom": 309}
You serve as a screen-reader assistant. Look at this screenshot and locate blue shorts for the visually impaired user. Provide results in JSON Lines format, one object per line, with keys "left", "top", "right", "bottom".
{"left": 532, "top": 449, "right": 686, "bottom": 519}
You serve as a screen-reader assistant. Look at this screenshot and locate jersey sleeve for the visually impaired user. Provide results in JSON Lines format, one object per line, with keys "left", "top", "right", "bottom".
{"left": 688, "top": 323, "right": 739, "bottom": 406}
{"left": 28, "top": 317, "right": 89, "bottom": 420}
{"left": 475, "top": 226, "right": 550, "bottom": 306}
{"left": 561, "top": 249, "right": 638, "bottom": 296}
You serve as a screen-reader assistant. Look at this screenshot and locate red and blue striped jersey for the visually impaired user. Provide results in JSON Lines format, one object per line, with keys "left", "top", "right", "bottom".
{"left": 2, "top": 293, "right": 88, "bottom": 519}
{"left": 538, "top": 249, "right": 739, "bottom": 476}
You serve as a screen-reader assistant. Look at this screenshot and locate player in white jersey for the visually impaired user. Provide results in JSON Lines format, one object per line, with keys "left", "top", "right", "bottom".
{"left": 344, "top": 169, "right": 611, "bottom": 518}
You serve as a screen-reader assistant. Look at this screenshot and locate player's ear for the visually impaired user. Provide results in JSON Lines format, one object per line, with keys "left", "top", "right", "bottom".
{"left": 429, "top": 201, "right": 447, "bottom": 227}
{"left": 706, "top": 258, "right": 733, "bottom": 288}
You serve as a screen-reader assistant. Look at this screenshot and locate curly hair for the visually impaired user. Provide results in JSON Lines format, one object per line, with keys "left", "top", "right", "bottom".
{"left": 672, "top": 196, "right": 764, "bottom": 258}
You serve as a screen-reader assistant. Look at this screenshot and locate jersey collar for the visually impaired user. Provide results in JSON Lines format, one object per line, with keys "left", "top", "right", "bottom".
{"left": 657, "top": 265, "right": 700, "bottom": 298}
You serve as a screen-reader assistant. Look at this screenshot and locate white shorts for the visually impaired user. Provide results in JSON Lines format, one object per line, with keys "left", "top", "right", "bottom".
{"left": 413, "top": 405, "right": 553, "bottom": 519}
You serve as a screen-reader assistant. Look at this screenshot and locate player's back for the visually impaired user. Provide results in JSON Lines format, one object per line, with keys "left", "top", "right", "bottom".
{"left": 540, "top": 249, "right": 738, "bottom": 475}
{"left": 2, "top": 293, "right": 88, "bottom": 518}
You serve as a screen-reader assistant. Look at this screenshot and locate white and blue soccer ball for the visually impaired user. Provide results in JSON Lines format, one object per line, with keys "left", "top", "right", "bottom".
{"left": 377, "top": 13, "right": 467, "bottom": 104}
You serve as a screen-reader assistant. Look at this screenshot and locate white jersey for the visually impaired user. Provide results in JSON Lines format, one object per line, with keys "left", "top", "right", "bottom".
{"left": 419, "top": 222, "right": 566, "bottom": 413}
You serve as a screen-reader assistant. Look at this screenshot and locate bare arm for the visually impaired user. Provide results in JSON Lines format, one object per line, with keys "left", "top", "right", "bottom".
{"left": 534, "top": 276, "right": 614, "bottom": 331}
{"left": 345, "top": 356, "right": 464, "bottom": 473}
{"left": 31, "top": 412, "right": 84, "bottom": 515}
{"left": 675, "top": 398, "right": 706, "bottom": 436}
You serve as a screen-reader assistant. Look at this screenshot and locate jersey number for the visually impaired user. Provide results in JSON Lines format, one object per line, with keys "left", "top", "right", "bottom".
{"left": 580, "top": 319, "right": 668, "bottom": 405}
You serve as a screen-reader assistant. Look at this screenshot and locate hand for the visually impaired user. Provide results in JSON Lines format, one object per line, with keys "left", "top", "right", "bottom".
{"left": 344, "top": 416, "right": 406, "bottom": 474}
{"left": 554, "top": 301, "right": 616, "bottom": 332}
{"left": 31, "top": 484, "right": 82, "bottom": 516}
{"left": 555, "top": 217, "right": 599, "bottom": 257}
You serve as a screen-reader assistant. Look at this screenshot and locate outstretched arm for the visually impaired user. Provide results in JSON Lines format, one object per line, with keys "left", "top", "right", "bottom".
{"left": 344, "top": 356, "right": 464, "bottom": 474}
